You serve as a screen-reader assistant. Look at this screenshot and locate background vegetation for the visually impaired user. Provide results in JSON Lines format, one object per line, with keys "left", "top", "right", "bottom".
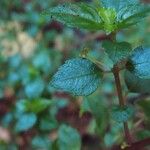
{"left": 0, "top": 0, "right": 150, "bottom": 150}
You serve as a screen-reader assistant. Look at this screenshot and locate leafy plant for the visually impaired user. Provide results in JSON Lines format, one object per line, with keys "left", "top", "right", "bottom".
{"left": 44, "top": 0, "right": 150, "bottom": 149}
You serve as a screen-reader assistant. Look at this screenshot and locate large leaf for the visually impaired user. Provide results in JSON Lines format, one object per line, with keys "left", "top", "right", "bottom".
{"left": 51, "top": 58, "right": 102, "bottom": 96}
{"left": 102, "top": 41, "right": 132, "bottom": 64}
{"left": 43, "top": 3, "right": 103, "bottom": 30}
{"left": 125, "top": 70, "right": 150, "bottom": 93}
{"left": 111, "top": 105, "right": 134, "bottom": 123}
{"left": 58, "top": 124, "right": 81, "bottom": 150}
{"left": 126, "top": 46, "right": 150, "bottom": 79}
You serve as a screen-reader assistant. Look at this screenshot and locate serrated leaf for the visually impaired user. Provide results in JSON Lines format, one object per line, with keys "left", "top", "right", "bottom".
{"left": 118, "top": 4, "right": 150, "bottom": 28}
{"left": 126, "top": 46, "right": 150, "bottom": 79}
{"left": 102, "top": 41, "right": 132, "bottom": 64}
{"left": 43, "top": 3, "right": 103, "bottom": 30}
{"left": 15, "top": 113, "right": 37, "bottom": 132}
{"left": 51, "top": 58, "right": 102, "bottom": 96}
{"left": 111, "top": 105, "right": 134, "bottom": 122}
{"left": 125, "top": 70, "right": 150, "bottom": 93}
{"left": 58, "top": 124, "right": 81, "bottom": 150}
{"left": 100, "top": 0, "right": 150, "bottom": 30}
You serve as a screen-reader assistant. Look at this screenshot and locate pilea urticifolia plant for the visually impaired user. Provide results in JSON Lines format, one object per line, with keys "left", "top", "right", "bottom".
{"left": 43, "top": 0, "right": 150, "bottom": 149}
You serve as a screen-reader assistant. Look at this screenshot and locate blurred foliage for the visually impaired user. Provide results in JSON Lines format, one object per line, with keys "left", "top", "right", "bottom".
{"left": 0, "top": 0, "right": 150, "bottom": 150}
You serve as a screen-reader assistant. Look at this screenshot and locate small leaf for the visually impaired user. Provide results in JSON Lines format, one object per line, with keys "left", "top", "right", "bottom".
{"left": 51, "top": 58, "right": 102, "bottom": 96}
{"left": 24, "top": 99, "right": 52, "bottom": 113}
{"left": 58, "top": 124, "right": 81, "bottom": 150}
{"left": 125, "top": 70, "right": 150, "bottom": 93}
{"left": 25, "top": 78, "right": 45, "bottom": 98}
{"left": 32, "top": 136, "right": 52, "bottom": 149}
{"left": 126, "top": 46, "right": 150, "bottom": 79}
{"left": 102, "top": 41, "right": 132, "bottom": 64}
{"left": 42, "top": 3, "right": 103, "bottom": 30}
{"left": 98, "top": 7, "right": 117, "bottom": 33}
{"left": 111, "top": 105, "right": 134, "bottom": 122}
{"left": 15, "top": 113, "right": 37, "bottom": 132}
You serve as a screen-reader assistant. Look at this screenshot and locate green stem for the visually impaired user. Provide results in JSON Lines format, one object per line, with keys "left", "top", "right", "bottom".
{"left": 113, "top": 66, "right": 132, "bottom": 145}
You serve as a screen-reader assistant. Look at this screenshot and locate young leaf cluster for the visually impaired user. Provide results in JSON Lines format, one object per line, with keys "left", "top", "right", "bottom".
{"left": 43, "top": 0, "right": 150, "bottom": 33}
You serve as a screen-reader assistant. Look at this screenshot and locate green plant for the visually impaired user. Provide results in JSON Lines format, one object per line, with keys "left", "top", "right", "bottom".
{"left": 43, "top": 0, "right": 150, "bottom": 149}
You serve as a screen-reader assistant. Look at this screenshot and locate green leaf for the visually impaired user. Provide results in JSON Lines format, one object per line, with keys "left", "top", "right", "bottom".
{"left": 126, "top": 46, "right": 150, "bottom": 79}
{"left": 100, "top": 0, "right": 150, "bottom": 30}
{"left": 138, "top": 100, "right": 150, "bottom": 120}
{"left": 125, "top": 70, "right": 150, "bottom": 93}
{"left": 86, "top": 96, "right": 109, "bottom": 136}
{"left": 51, "top": 58, "right": 102, "bottom": 96}
{"left": 58, "top": 124, "right": 81, "bottom": 150}
{"left": 24, "top": 99, "right": 52, "bottom": 113}
{"left": 15, "top": 113, "right": 37, "bottom": 132}
{"left": 102, "top": 41, "right": 132, "bottom": 64}
{"left": 98, "top": 7, "right": 117, "bottom": 33}
{"left": 111, "top": 105, "right": 134, "bottom": 122}
{"left": 43, "top": 3, "right": 103, "bottom": 30}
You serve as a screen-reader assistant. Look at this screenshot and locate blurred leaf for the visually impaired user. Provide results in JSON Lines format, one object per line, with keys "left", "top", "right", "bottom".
{"left": 138, "top": 100, "right": 150, "bottom": 120}
{"left": 32, "top": 136, "right": 52, "bottom": 149}
{"left": 15, "top": 113, "right": 37, "bottom": 132}
{"left": 111, "top": 105, "right": 134, "bottom": 122}
{"left": 102, "top": 41, "right": 132, "bottom": 64}
{"left": 25, "top": 78, "right": 45, "bottom": 98}
{"left": 51, "top": 58, "right": 102, "bottom": 96}
{"left": 39, "top": 117, "right": 58, "bottom": 131}
{"left": 8, "top": 54, "right": 22, "bottom": 69}
{"left": 126, "top": 46, "right": 150, "bottom": 79}
{"left": 124, "top": 70, "right": 150, "bottom": 93}
{"left": 86, "top": 96, "right": 109, "bottom": 136}
{"left": 137, "top": 130, "right": 150, "bottom": 140}
{"left": 43, "top": 3, "right": 103, "bottom": 30}
{"left": 32, "top": 51, "right": 51, "bottom": 74}
{"left": 23, "top": 99, "right": 52, "bottom": 113}
{"left": 58, "top": 124, "right": 81, "bottom": 150}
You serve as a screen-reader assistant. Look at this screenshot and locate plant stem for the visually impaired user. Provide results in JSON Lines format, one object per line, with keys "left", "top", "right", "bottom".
{"left": 113, "top": 66, "right": 132, "bottom": 145}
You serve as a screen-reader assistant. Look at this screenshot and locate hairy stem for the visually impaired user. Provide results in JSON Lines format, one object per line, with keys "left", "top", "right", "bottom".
{"left": 113, "top": 66, "right": 132, "bottom": 145}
